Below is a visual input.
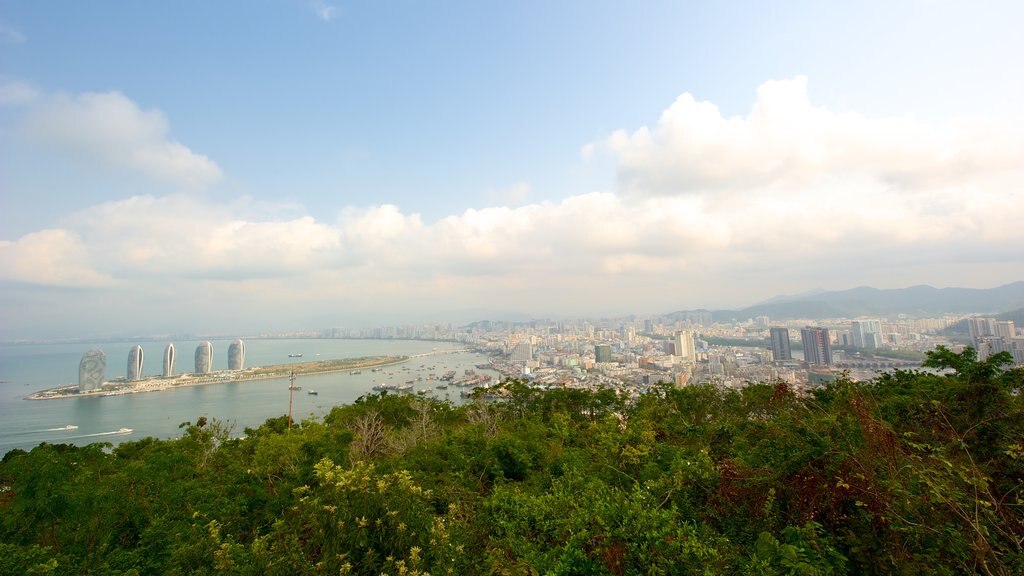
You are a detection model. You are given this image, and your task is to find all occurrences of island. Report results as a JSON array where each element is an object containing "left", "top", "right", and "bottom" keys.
[{"left": 26, "top": 355, "right": 408, "bottom": 400}]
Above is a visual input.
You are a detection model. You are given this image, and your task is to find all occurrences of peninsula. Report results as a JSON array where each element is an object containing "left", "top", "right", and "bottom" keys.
[{"left": 26, "top": 355, "right": 408, "bottom": 400}]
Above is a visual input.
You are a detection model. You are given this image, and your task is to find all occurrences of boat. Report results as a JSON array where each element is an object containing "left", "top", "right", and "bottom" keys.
[
  {"left": 307, "top": 390, "right": 318, "bottom": 395},
  {"left": 288, "top": 353, "right": 303, "bottom": 358},
  {"left": 61, "top": 424, "right": 79, "bottom": 430},
  {"left": 349, "top": 370, "right": 362, "bottom": 375},
  {"left": 417, "top": 388, "right": 430, "bottom": 395},
  {"left": 436, "top": 383, "right": 448, "bottom": 390},
  {"left": 116, "top": 427, "right": 132, "bottom": 434}
]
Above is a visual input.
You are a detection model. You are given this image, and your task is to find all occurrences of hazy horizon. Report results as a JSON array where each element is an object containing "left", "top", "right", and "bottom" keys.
[{"left": 3, "top": 2, "right": 1023, "bottom": 340}]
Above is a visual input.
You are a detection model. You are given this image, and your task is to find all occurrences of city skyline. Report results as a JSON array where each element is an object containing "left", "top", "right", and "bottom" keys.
[{"left": 2, "top": 2, "right": 1023, "bottom": 340}]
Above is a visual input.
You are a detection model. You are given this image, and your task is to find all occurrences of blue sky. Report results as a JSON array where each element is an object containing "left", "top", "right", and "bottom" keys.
[{"left": 1, "top": 1, "right": 1023, "bottom": 339}]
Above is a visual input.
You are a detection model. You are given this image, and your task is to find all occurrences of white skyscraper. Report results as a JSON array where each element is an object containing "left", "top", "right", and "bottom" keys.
[{"left": 675, "top": 331, "right": 696, "bottom": 364}]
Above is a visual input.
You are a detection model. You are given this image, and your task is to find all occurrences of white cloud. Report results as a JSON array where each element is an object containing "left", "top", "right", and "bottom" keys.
[
  {"left": 2, "top": 77, "right": 1023, "bottom": 337},
  {"left": 602, "top": 76, "right": 1023, "bottom": 197},
  {"left": 483, "top": 181, "right": 531, "bottom": 206},
  {"left": 0, "top": 229, "right": 113, "bottom": 287},
  {"left": 0, "top": 23, "right": 26, "bottom": 45},
  {"left": 311, "top": 1, "right": 338, "bottom": 22},
  {"left": 22, "top": 91, "right": 222, "bottom": 188},
  {"left": 0, "top": 78, "right": 38, "bottom": 106}
]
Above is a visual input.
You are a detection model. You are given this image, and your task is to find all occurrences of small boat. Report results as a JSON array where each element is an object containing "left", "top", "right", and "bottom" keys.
[
  {"left": 307, "top": 390, "right": 318, "bottom": 395},
  {"left": 117, "top": 427, "right": 132, "bottom": 434},
  {"left": 288, "top": 353, "right": 303, "bottom": 358},
  {"left": 349, "top": 370, "right": 362, "bottom": 375},
  {"left": 61, "top": 424, "right": 79, "bottom": 430}
]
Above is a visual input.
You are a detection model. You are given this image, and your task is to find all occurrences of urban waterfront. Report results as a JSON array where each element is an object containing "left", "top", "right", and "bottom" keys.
[{"left": 0, "top": 339, "right": 500, "bottom": 455}]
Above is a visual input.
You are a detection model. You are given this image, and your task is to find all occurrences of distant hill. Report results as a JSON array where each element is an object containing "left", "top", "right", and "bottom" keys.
[{"left": 706, "top": 282, "right": 1024, "bottom": 321}]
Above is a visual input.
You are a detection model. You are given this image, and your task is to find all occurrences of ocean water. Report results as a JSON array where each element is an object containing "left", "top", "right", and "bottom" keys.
[{"left": 0, "top": 339, "right": 497, "bottom": 455}]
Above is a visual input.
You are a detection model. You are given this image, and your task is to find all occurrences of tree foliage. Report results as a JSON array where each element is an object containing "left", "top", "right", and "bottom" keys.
[{"left": 2, "top": 354, "right": 1023, "bottom": 575}]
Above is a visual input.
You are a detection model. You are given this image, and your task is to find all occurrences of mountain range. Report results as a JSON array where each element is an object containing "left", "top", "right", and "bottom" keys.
[{"left": 689, "top": 282, "right": 1024, "bottom": 322}]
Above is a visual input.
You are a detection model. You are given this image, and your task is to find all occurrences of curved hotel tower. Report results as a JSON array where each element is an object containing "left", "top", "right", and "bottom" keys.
[
  {"left": 79, "top": 349, "right": 106, "bottom": 392},
  {"left": 127, "top": 345, "right": 144, "bottom": 381},
  {"left": 228, "top": 339, "right": 245, "bottom": 370},
  {"left": 195, "top": 341, "right": 213, "bottom": 374},
  {"left": 163, "top": 343, "right": 176, "bottom": 377}
]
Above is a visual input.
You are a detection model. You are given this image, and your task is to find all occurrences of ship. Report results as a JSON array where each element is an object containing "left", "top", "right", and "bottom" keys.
[
  {"left": 349, "top": 370, "right": 362, "bottom": 375},
  {"left": 61, "top": 424, "right": 79, "bottom": 430},
  {"left": 116, "top": 427, "right": 133, "bottom": 434},
  {"left": 288, "top": 353, "right": 303, "bottom": 358},
  {"left": 307, "top": 390, "right": 318, "bottom": 395}
]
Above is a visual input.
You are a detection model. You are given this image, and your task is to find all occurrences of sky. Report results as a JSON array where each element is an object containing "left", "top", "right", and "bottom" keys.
[{"left": 1, "top": 0, "right": 1023, "bottom": 339}]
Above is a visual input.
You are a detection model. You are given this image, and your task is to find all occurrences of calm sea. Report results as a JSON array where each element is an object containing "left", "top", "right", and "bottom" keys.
[{"left": 0, "top": 339, "right": 497, "bottom": 456}]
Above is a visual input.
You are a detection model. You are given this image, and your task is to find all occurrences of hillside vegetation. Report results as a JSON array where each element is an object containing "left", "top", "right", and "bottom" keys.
[{"left": 2, "top": 347, "right": 1023, "bottom": 575}]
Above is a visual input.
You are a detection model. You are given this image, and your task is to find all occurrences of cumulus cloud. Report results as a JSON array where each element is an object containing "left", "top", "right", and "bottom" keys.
[
  {"left": 2, "top": 77, "right": 1022, "bottom": 336},
  {"left": 483, "top": 182, "right": 532, "bottom": 207},
  {"left": 602, "top": 76, "right": 1023, "bottom": 197},
  {"left": 22, "top": 91, "right": 222, "bottom": 188},
  {"left": 0, "top": 229, "right": 113, "bottom": 287},
  {"left": 0, "top": 22, "right": 26, "bottom": 45},
  {"left": 311, "top": 1, "right": 338, "bottom": 22},
  {"left": 0, "top": 78, "right": 38, "bottom": 106}
]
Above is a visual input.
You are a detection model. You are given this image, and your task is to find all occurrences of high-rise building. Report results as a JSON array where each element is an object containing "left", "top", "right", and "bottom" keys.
[
  {"left": 228, "top": 339, "right": 245, "bottom": 370},
  {"left": 195, "top": 341, "right": 213, "bottom": 373},
  {"left": 79, "top": 349, "right": 106, "bottom": 392},
  {"left": 127, "top": 345, "right": 144, "bottom": 381},
  {"left": 595, "top": 344, "right": 612, "bottom": 363},
  {"left": 163, "top": 343, "right": 175, "bottom": 377},
  {"left": 995, "top": 321, "right": 1016, "bottom": 339},
  {"left": 511, "top": 341, "right": 533, "bottom": 363},
  {"left": 968, "top": 317, "right": 997, "bottom": 340},
  {"left": 851, "top": 320, "right": 882, "bottom": 349},
  {"left": 675, "top": 331, "right": 696, "bottom": 364},
  {"left": 800, "top": 327, "right": 832, "bottom": 366},
  {"left": 769, "top": 327, "right": 792, "bottom": 361}
]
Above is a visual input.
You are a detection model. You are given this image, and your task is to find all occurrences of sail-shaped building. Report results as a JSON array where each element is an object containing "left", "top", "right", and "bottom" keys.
[
  {"left": 79, "top": 349, "right": 106, "bottom": 392},
  {"left": 163, "top": 343, "right": 176, "bottom": 377},
  {"left": 195, "top": 341, "right": 213, "bottom": 374},
  {"left": 127, "top": 345, "right": 144, "bottom": 381},
  {"left": 228, "top": 339, "right": 245, "bottom": 370}
]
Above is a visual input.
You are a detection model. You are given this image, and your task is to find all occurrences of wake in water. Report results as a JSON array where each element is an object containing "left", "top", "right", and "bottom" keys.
[
  {"left": 72, "top": 428, "right": 133, "bottom": 439},
  {"left": 5, "top": 425, "right": 79, "bottom": 436}
]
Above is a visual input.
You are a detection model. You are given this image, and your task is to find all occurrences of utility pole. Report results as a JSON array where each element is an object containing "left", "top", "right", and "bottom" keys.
[{"left": 287, "top": 371, "right": 295, "bottom": 431}]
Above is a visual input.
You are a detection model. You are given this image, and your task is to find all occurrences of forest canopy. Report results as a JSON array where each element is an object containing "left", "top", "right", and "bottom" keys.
[{"left": 2, "top": 346, "right": 1022, "bottom": 575}]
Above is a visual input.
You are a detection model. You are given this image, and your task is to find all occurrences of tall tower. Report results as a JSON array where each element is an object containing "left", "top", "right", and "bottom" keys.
[
  {"left": 800, "top": 327, "right": 832, "bottom": 366},
  {"left": 675, "top": 331, "right": 696, "bottom": 364},
  {"left": 851, "top": 320, "right": 882, "bottom": 349},
  {"left": 594, "top": 344, "right": 612, "bottom": 363},
  {"left": 195, "top": 341, "right": 213, "bottom": 374},
  {"left": 79, "top": 349, "right": 106, "bottom": 392},
  {"left": 127, "top": 345, "right": 144, "bottom": 381},
  {"left": 769, "top": 327, "right": 792, "bottom": 362},
  {"left": 163, "top": 343, "right": 176, "bottom": 377},
  {"left": 228, "top": 339, "right": 245, "bottom": 370},
  {"left": 511, "top": 341, "right": 533, "bottom": 363}
]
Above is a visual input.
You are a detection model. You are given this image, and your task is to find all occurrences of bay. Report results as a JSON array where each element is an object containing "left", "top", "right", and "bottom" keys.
[{"left": 0, "top": 339, "right": 497, "bottom": 455}]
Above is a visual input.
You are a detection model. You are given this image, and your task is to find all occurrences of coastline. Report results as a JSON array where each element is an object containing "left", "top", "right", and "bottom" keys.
[{"left": 26, "top": 355, "right": 410, "bottom": 401}]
